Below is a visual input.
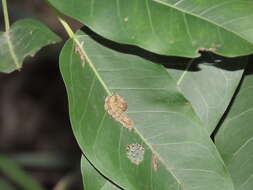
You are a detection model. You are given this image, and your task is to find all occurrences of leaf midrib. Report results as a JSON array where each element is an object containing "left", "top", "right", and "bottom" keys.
[
  {"left": 153, "top": 0, "right": 253, "bottom": 47},
  {"left": 5, "top": 32, "right": 20, "bottom": 69}
]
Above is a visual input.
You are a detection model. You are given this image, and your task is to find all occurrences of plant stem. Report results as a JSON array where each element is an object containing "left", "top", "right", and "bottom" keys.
[
  {"left": 1, "top": 0, "right": 10, "bottom": 31},
  {"left": 58, "top": 17, "right": 111, "bottom": 95}
]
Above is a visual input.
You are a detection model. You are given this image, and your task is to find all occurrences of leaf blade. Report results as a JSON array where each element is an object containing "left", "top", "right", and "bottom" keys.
[
  {"left": 48, "top": 0, "right": 253, "bottom": 57},
  {"left": 60, "top": 32, "right": 234, "bottom": 189},
  {"left": 216, "top": 71, "right": 253, "bottom": 190},
  {"left": 167, "top": 55, "right": 246, "bottom": 134},
  {"left": 0, "top": 19, "right": 61, "bottom": 73}
]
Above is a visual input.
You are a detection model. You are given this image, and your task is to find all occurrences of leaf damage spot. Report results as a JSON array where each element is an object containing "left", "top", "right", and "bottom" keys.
[
  {"left": 197, "top": 44, "right": 221, "bottom": 53},
  {"left": 75, "top": 45, "right": 85, "bottom": 60},
  {"left": 74, "top": 42, "right": 86, "bottom": 67},
  {"left": 126, "top": 143, "right": 144, "bottom": 165},
  {"left": 151, "top": 154, "right": 159, "bottom": 171},
  {"left": 105, "top": 93, "right": 134, "bottom": 130}
]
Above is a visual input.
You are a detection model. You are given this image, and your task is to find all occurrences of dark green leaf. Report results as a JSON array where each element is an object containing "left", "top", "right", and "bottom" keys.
[
  {"left": 60, "top": 32, "right": 234, "bottom": 190},
  {"left": 49, "top": 0, "right": 253, "bottom": 57},
  {"left": 0, "top": 19, "right": 61, "bottom": 73}
]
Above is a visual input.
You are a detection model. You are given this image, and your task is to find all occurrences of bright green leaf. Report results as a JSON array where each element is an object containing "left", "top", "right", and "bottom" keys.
[
  {"left": 60, "top": 32, "right": 234, "bottom": 190},
  {"left": 167, "top": 55, "right": 246, "bottom": 134},
  {"left": 49, "top": 0, "right": 253, "bottom": 57},
  {"left": 216, "top": 71, "right": 253, "bottom": 190},
  {"left": 0, "top": 19, "right": 61, "bottom": 73},
  {"left": 81, "top": 156, "right": 122, "bottom": 190}
]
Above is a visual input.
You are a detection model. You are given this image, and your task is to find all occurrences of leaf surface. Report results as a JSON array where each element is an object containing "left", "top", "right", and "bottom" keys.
[
  {"left": 81, "top": 156, "right": 122, "bottom": 190},
  {"left": 216, "top": 71, "right": 253, "bottom": 190},
  {"left": 0, "top": 19, "right": 61, "bottom": 73},
  {"left": 167, "top": 55, "right": 246, "bottom": 134},
  {"left": 49, "top": 0, "right": 253, "bottom": 57},
  {"left": 60, "top": 32, "right": 234, "bottom": 189}
]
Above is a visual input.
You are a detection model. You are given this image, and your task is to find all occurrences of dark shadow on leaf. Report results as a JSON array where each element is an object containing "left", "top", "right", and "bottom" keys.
[
  {"left": 212, "top": 56, "right": 253, "bottom": 141},
  {"left": 81, "top": 25, "right": 247, "bottom": 72},
  {"left": 211, "top": 74, "right": 244, "bottom": 141},
  {"left": 244, "top": 54, "right": 253, "bottom": 75}
]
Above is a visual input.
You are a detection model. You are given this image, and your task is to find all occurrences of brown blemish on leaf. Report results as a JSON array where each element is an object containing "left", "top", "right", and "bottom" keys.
[
  {"left": 105, "top": 93, "right": 127, "bottom": 113},
  {"left": 105, "top": 93, "right": 134, "bottom": 130},
  {"left": 126, "top": 143, "right": 145, "bottom": 165},
  {"left": 151, "top": 154, "right": 158, "bottom": 171},
  {"left": 74, "top": 44, "right": 85, "bottom": 62},
  {"left": 197, "top": 44, "right": 221, "bottom": 53},
  {"left": 197, "top": 47, "right": 206, "bottom": 52}
]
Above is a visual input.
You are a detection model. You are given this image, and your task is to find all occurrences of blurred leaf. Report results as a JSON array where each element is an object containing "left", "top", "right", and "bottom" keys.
[
  {"left": 12, "top": 153, "right": 70, "bottom": 169},
  {"left": 216, "top": 72, "right": 253, "bottom": 190},
  {"left": 48, "top": 0, "right": 253, "bottom": 57},
  {"left": 167, "top": 55, "right": 246, "bottom": 134},
  {"left": 53, "top": 173, "right": 77, "bottom": 190},
  {"left": 0, "top": 19, "right": 61, "bottom": 73},
  {"left": 60, "top": 32, "right": 234, "bottom": 190},
  {"left": 0, "top": 178, "right": 15, "bottom": 190},
  {"left": 0, "top": 154, "right": 46, "bottom": 190},
  {"left": 81, "top": 156, "right": 121, "bottom": 190}
]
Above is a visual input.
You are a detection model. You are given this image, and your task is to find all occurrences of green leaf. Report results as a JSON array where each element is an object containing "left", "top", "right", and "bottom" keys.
[
  {"left": 0, "top": 178, "right": 15, "bottom": 190},
  {"left": 167, "top": 55, "right": 246, "bottom": 134},
  {"left": 60, "top": 32, "right": 234, "bottom": 190},
  {"left": 0, "top": 19, "right": 61, "bottom": 73},
  {"left": 0, "top": 154, "right": 46, "bottom": 190},
  {"left": 81, "top": 156, "right": 122, "bottom": 190},
  {"left": 49, "top": 0, "right": 253, "bottom": 57},
  {"left": 215, "top": 72, "right": 253, "bottom": 190}
]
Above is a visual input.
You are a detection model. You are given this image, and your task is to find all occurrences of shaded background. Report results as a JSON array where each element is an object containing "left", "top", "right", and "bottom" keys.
[{"left": 0, "top": 0, "right": 83, "bottom": 189}]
